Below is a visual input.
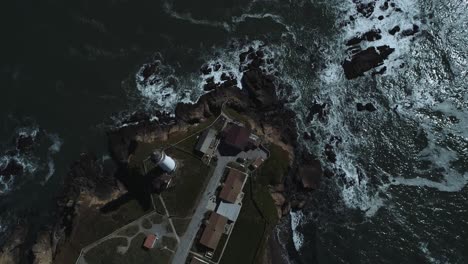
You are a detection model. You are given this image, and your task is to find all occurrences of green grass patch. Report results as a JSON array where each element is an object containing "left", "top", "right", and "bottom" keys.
[
  {"left": 84, "top": 238, "right": 128, "bottom": 264},
  {"left": 129, "top": 117, "right": 216, "bottom": 167},
  {"left": 223, "top": 107, "right": 251, "bottom": 129},
  {"left": 161, "top": 236, "right": 178, "bottom": 251},
  {"left": 54, "top": 198, "right": 148, "bottom": 263},
  {"left": 117, "top": 224, "right": 140, "bottom": 237},
  {"left": 149, "top": 213, "right": 165, "bottom": 225},
  {"left": 85, "top": 234, "right": 172, "bottom": 264},
  {"left": 252, "top": 184, "right": 279, "bottom": 225},
  {"left": 212, "top": 234, "right": 229, "bottom": 262},
  {"left": 171, "top": 218, "right": 191, "bottom": 236},
  {"left": 220, "top": 181, "right": 266, "bottom": 264},
  {"left": 161, "top": 148, "right": 212, "bottom": 217},
  {"left": 142, "top": 218, "right": 153, "bottom": 229},
  {"left": 257, "top": 144, "right": 290, "bottom": 185}
]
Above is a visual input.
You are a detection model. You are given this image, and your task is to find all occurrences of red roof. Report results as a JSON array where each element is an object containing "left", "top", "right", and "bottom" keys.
[
  {"left": 143, "top": 234, "right": 157, "bottom": 249},
  {"left": 199, "top": 212, "right": 228, "bottom": 250},
  {"left": 219, "top": 169, "right": 246, "bottom": 203},
  {"left": 223, "top": 124, "right": 251, "bottom": 150}
]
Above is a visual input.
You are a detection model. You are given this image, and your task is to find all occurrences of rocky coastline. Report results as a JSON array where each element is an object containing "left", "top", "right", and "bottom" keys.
[{"left": 0, "top": 44, "right": 326, "bottom": 264}]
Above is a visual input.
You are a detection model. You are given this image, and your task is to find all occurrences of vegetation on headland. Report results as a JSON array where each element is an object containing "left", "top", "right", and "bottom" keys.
[
  {"left": 54, "top": 198, "right": 149, "bottom": 264},
  {"left": 258, "top": 143, "right": 290, "bottom": 185},
  {"left": 221, "top": 143, "right": 290, "bottom": 264},
  {"left": 84, "top": 233, "right": 172, "bottom": 264},
  {"left": 161, "top": 147, "right": 212, "bottom": 218},
  {"left": 224, "top": 107, "right": 252, "bottom": 129}
]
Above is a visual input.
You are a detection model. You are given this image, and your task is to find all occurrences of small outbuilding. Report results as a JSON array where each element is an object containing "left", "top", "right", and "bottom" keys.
[
  {"left": 143, "top": 234, "right": 158, "bottom": 249},
  {"left": 195, "top": 129, "right": 217, "bottom": 155}
]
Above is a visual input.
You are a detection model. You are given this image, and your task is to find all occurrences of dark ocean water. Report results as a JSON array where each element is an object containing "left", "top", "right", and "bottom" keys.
[{"left": 1, "top": 0, "right": 467, "bottom": 263}]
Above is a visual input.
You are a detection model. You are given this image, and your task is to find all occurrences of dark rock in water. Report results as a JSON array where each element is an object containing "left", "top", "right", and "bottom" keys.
[
  {"left": 303, "top": 131, "right": 315, "bottom": 141},
  {"left": 380, "top": 1, "right": 389, "bottom": 11},
  {"left": 306, "top": 101, "right": 328, "bottom": 122},
  {"left": 241, "top": 69, "right": 277, "bottom": 109},
  {"left": 378, "top": 15, "right": 384, "bottom": 20},
  {"left": 141, "top": 62, "right": 158, "bottom": 81},
  {"left": 372, "top": 66, "right": 387, "bottom": 76},
  {"left": 346, "top": 29, "right": 382, "bottom": 46},
  {"left": 401, "top": 24, "right": 420, "bottom": 37},
  {"left": 200, "top": 64, "right": 212, "bottom": 75},
  {"left": 389, "top": 25, "right": 401, "bottom": 35},
  {"left": 357, "top": 103, "right": 377, "bottom": 112},
  {"left": 0, "top": 158, "right": 24, "bottom": 179},
  {"left": 203, "top": 77, "right": 217, "bottom": 91},
  {"left": 355, "top": 0, "right": 375, "bottom": 18},
  {"left": 16, "top": 134, "right": 36, "bottom": 152},
  {"left": 324, "top": 144, "right": 336, "bottom": 163},
  {"left": 342, "top": 45, "right": 395, "bottom": 79}
]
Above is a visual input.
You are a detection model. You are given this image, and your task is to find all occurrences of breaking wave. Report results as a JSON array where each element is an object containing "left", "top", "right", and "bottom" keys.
[{"left": 0, "top": 127, "right": 63, "bottom": 194}]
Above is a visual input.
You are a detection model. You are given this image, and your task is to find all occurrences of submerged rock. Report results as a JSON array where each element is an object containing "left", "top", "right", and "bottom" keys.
[{"left": 357, "top": 103, "right": 377, "bottom": 112}]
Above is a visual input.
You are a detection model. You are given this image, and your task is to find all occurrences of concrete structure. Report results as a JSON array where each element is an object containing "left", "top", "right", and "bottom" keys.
[
  {"left": 151, "top": 150, "right": 176, "bottom": 172},
  {"left": 199, "top": 212, "right": 228, "bottom": 250},
  {"left": 219, "top": 169, "right": 246, "bottom": 203},
  {"left": 216, "top": 201, "right": 241, "bottom": 222},
  {"left": 143, "top": 234, "right": 157, "bottom": 249},
  {"left": 195, "top": 129, "right": 217, "bottom": 155}
]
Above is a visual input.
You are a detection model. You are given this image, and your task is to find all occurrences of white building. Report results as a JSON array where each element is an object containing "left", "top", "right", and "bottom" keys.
[{"left": 151, "top": 150, "right": 176, "bottom": 172}]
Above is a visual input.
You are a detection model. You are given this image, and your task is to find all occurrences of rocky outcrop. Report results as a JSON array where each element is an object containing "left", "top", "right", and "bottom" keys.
[
  {"left": 0, "top": 225, "right": 28, "bottom": 264},
  {"left": 346, "top": 29, "right": 382, "bottom": 46},
  {"left": 356, "top": 102, "right": 377, "bottom": 112},
  {"left": 342, "top": 45, "right": 395, "bottom": 79},
  {"left": 31, "top": 232, "right": 53, "bottom": 264},
  {"left": 0, "top": 158, "right": 23, "bottom": 180}
]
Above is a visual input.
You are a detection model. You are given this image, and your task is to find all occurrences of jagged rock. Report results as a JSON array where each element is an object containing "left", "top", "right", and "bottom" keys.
[
  {"left": 0, "top": 158, "right": 23, "bottom": 180},
  {"left": 282, "top": 202, "right": 291, "bottom": 216},
  {"left": 200, "top": 64, "right": 212, "bottom": 75},
  {"left": 31, "top": 232, "right": 53, "bottom": 264},
  {"left": 290, "top": 199, "right": 306, "bottom": 210},
  {"left": 16, "top": 134, "right": 36, "bottom": 152},
  {"left": 346, "top": 29, "right": 382, "bottom": 46},
  {"left": 303, "top": 131, "right": 315, "bottom": 141},
  {"left": 306, "top": 101, "right": 327, "bottom": 122},
  {"left": 401, "top": 24, "right": 420, "bottom": 37},
  {"left": 355, "top": 0, "right": 375, "bottom": 18},
  {"left": 241, "top": 69, "right": 278, "bottom": 109},
  {"left": 342, "top": 45, "right": 395, "bottom": 79},
  {"left": 356, "top": 103, "right": 377, "bottom": 112},
  {"left": 372, "top": 66, "right": 387, "bottom": 76},
  {"left": 324, "top": 144, "right": 336, "bottom": 163},
  {"left": 271, "top": 192, "right": 286, "bottom": 207}
]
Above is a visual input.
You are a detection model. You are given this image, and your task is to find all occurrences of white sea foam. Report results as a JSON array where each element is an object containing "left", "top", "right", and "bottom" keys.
[{"left": 290, "top": 210, "right": 305, "bottom": 251}]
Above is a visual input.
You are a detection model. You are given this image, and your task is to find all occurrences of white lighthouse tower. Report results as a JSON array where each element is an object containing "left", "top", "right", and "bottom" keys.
[{"left": 151, "top": 150, "right": 176, "bottom": 173}]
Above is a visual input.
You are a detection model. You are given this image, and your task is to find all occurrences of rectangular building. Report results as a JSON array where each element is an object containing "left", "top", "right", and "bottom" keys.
[
  {"left": 219, "top": 169, "right": 246, "bottom": 203},
  {"left": 195, "top": 129, "right": 217, "bottom": 155},
  {"left": 199, "top": 212, "right": 228, "bottom": 250}
]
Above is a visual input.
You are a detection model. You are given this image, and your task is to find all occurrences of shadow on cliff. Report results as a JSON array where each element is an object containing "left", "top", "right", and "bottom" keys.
[{"left": 100, "top": 164, "right": 155, "bottom": 213}]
